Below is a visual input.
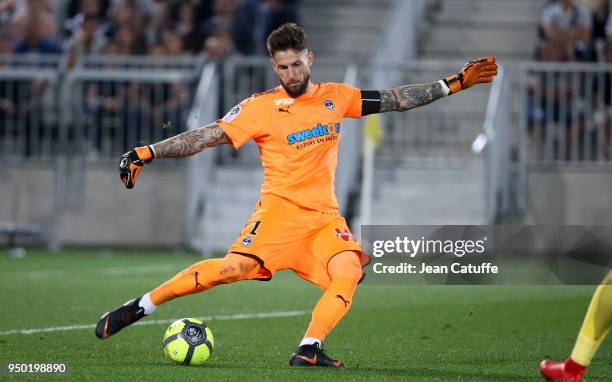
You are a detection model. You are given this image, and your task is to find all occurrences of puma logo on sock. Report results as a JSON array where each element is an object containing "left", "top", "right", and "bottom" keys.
[
  {"left": 194, "top": 271, "right": 205, "bottom": 289},
  {"left": 335, "top": 294, "right": 350, "bottom": 307}
]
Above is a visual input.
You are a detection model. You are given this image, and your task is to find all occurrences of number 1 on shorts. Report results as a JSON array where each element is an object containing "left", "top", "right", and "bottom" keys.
[{"left": 249, "top": 220, "right": 262, "bottom": 235}]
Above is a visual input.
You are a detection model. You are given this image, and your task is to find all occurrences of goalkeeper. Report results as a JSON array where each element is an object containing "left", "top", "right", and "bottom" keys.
[{"left": 96, "top": 23, "right": 497, "bottom": 367}]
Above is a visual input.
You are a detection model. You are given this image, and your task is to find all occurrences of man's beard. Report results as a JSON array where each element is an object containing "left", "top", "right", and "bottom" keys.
[{"left": 281, "top": 74, "right": 310, "bottom": 98}]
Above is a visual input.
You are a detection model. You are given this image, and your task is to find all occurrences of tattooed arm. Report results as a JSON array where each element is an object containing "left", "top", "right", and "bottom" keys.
[
  {"left": 378, "top": 82, "right": 446, "bottom": 113},
  {"left": 151, "top": 122, "right": 232, "bottom": 158},
  {"left": 119, "top": 122, "right": 232, "bottom": 188},
  {"left": 365, "top": 57, "right": 498, "bottom": 115}
]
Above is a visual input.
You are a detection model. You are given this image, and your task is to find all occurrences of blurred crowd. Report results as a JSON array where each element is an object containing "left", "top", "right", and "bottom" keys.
[
  {"left": 0, "top": 0, "right": 299, "bottom": 158},
  {"left": 536, "top": 0, "right": 612, "bottom": 62},
  {"left": 0, "top": 0, "right": 299, "bottom": 64},
  {"left": 529, "top": 0, "right": 612, "bottom": 161}
]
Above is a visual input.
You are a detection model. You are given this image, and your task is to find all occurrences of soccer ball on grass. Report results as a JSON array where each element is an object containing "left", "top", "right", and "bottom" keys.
[{"left": 163, "top": 318, "right": 214, "bottom": 365}]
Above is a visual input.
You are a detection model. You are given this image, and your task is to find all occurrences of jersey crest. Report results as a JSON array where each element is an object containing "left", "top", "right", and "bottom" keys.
[{"left": 323, "top": 99, "right": 335, "bottom": 111}]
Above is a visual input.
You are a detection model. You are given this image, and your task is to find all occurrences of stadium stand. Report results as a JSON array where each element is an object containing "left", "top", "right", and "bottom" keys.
[
  {"left": 6, "top": 0, "right": 608, "bottom": 249},
  {"left": 422, "top": 0, "right": 547, "bottom": 62},
  {"left": 362, "top": 0, "right": 541, "bottom": 226},
  {"left": 300, "top": 0, "right": 392, "bottom": 63}
]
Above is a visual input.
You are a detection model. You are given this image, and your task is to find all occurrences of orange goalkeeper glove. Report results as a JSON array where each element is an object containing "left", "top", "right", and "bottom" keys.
[
  {"left": 441, "top": 56, "right": 497, "bottom": 95},
  {"left": 119, "top": 145, "right": 155, "bottom": 189}
]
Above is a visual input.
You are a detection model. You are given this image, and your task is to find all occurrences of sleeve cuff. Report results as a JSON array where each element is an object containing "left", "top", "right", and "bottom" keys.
[
  {"left": 438, "top": 80, "right": 451, "bottom": 96},
  {"left": 216, "top": 121, "right": 244, "bottom": 149}
]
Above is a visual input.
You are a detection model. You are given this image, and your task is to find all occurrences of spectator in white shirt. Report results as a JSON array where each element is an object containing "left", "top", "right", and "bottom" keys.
[{"left": 542, "top": 0, "right": 593, "bottom": 60}]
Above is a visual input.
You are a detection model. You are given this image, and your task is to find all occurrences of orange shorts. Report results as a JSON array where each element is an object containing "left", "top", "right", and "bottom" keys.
[{"left": 227, "top": 194, "right": 369, "bottom": 289}]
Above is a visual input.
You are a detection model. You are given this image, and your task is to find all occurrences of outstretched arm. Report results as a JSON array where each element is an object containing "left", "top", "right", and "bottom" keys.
[
  {"left": 366, "top": 57, "right": 497, "bottom": 115},
  {"left": 118, "top": 122, "right": 231, "bottom": 188},
  {"left": 151, "top": 122, "right": 231, "bottom": 158}
]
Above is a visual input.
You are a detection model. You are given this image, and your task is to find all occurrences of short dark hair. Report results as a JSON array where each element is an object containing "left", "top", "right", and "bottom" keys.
[{"left": 266, "top": 23, "right": 308, "bottom": 57}]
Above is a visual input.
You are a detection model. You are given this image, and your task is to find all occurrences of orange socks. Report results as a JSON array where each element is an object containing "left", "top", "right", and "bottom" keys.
[
  {"left": 303, "top": 251, "right": 362, "bottom": 342},
  {"left": 150, "top": 254, "right": 260, "bottom": 306},
  {"left": 304, "top": 276, "right": 359, "bottom": 341},
  {"left": 150, "top": 259, "right": 223, "bottom": 305}
]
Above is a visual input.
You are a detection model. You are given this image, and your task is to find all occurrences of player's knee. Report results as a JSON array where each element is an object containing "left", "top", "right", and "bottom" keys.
[
  {"left": 328, "top": 251, "right": 362, "bottom": 283},
  {"left": 219, "top": 255, "right": 260, "bottom": 283}
]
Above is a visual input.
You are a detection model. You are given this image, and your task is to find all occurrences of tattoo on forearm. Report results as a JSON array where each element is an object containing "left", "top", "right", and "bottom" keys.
[
  {"left": 380, "top": 90, "right": 400, "bottom": 113},
  {"left": 152, "top": 123, "right": 231, "bottom": 158},
  {"left": 380, "top": 82, "right": 445, "bottom": 112}
]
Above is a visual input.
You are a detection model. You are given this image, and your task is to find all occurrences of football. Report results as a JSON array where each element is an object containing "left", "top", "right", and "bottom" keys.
[{"left": 163, "top": 318, "right": 215, "bottom": 365}]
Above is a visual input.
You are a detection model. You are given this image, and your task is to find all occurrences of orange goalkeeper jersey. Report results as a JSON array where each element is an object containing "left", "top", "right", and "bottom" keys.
[{"left": 217, "top": 82, "right": 362, "bottom": 213}]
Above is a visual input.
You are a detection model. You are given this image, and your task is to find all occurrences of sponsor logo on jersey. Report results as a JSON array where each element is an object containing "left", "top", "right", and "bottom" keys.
[
  {"left": 222, "top": 105, "right": 241, "bottom": 122},
  {"left": 275, "top": 98, "right": 295, "bottom": 106},
  {"left": 241, "top": 235, "right": 254, "bottom": 246},
  {"left": 335, "top": 228, "right": 353, "bottom": 242},
  {"left": 324, "top": 99, "right": 335, "bottom": 111},
  {"left": 287, "top": 123, "right": 341, "bottom": 145}
]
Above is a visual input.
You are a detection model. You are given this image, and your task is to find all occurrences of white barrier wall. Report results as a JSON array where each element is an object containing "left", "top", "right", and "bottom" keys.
[
  {"left": 526, "top": 169, "right": 612, "bottom": 225},
  {"left": 0, "top": 164, "right": 187, "bottom": 247},
  {"left": 4, "top": 165, "right": 612, "bottom": 248}
]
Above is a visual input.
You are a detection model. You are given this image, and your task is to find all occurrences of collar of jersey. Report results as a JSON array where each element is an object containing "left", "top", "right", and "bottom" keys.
[{"left": 278, "top": 82, "right": 320, "bottom": 100}]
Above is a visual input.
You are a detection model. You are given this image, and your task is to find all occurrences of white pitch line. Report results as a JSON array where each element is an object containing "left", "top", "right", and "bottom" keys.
[
  {"left": 100, "top": 264, "right": 184, "bottom": 276},
  {"left": 9, "top": 264, "right": 187, "bottom": 280},
  {"left": 0, "top": 310, "right": 307, "bottom": 336}
]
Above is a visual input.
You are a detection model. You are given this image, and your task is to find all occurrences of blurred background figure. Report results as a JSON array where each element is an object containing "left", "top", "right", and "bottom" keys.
[
  {"left": 540, "top": 0, "right": 593, "bottom": 61},
  {"left": 12, "top": 0, "right": 61, "bottom": 54},
  {"left": 169, "top": 1, "right": 201, "bottom": 53},
  {"left": 10, "top": 0, "right": 57, "bottom": 45},
  {"left": 201, "top": 0, "right": 237, "bottom": 59},
  {"left": 104, "top": 0, "right": 148, "bottom": 55},
  {"left": 64, "top": 0, "right": 109, "bottom": 67},
  {"left": 584, "top": 0, "right": 609, "bottom": 60},
  {"left": 604, "top": 0, "right": 612, "bottom": 60},
  {"left": 0, "top": 29, "right": 11, "bottom": 53},
  {"left": 233, "top": 0, "right": 299, "bottom": 55},
  {"left": 0, "top": 0, "right": 14, "bottom": 53},
  {"left": 203, "top": 22, "right": 233, "bottom": 60},
  {"left": 104, "top": 25, "right": 139, "bottom": 55},
  {"left": 161, "top": 28, "right": 184, "bottom": 56},
  {"left": 150, "top": 29, "right": 189, "bottom": 133}
]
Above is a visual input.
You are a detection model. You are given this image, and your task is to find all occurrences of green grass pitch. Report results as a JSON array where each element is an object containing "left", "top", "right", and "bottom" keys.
[{"left": 0, "top": 250, "right": 610, "bottom": 381}]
